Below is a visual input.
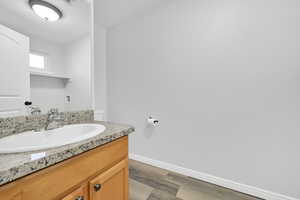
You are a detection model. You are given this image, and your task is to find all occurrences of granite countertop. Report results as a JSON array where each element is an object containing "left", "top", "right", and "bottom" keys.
[{"left": 0, "top": 121, "right": 134, "bottom": 186}]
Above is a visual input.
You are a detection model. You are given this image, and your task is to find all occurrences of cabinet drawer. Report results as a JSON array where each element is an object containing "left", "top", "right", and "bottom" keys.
[
  {"left": 61, "top": 185, "right": 87, "bottom": 200},
  {"left": 89, "top": 159, "right": 129, "bottom": 200},
  {"left": 0, "top": 137, "right": 128, "bottom": 200}
]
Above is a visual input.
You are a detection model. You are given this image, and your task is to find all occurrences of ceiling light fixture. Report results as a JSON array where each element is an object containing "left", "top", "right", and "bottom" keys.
[{"left": 29, "top": 0, "right": 63, "bottom": 22}]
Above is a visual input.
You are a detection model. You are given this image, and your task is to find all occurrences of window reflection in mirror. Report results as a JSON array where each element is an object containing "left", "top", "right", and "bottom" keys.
[{"left": 30, "top": 52, "right": 46, "bottom": 69}]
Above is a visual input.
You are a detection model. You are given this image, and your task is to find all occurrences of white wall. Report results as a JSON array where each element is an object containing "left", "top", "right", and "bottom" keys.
[
  {"left": 30, "top": 76, "right": 66, "bottom": 113},
  {"left": 65, "top": 35, "right": 92, "bottom": 111},
  {"left": 30, "top": 38, "right": 67, "bottom": 112},
  {"left": 30, "top": 38, "right": 66, "bottom": 75},
  {"left": 93, "top": 23, "right": 107, "bottom": 118},
  {"left": 106, "top": 0, "right": 300, "bottom": 198},
  {"left": 29, "top": 36, "right": 92, "bottom": 113}
]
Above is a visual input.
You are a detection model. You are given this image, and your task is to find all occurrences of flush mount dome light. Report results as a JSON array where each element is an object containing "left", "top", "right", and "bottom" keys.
[{"left": 29, "top": 0, "right": 62, "bottom": 22}]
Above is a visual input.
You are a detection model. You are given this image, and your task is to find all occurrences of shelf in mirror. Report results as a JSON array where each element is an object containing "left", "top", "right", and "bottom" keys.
[{"left": 29, "top": 70, "right": 71, "bottom": 80}]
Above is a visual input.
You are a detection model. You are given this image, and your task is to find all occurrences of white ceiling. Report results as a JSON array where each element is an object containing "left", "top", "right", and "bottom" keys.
[
  {"left": 0, "top": 0, "right": 169, "bottom": 44},
  {"left": 94, "top": 0, "right": 166, "bottom": 27},
  {"left": 0, "top": 0, "right": 91, "bottom": 45}
]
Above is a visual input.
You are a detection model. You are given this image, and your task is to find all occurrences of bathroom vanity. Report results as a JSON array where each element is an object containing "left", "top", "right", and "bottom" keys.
[{"left": 0, "top": 116, "right": 134, "bottom": 200}]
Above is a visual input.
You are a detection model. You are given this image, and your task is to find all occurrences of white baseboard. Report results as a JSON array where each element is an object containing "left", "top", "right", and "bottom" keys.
[{"left": 129, "top": 154, "right": 299, "bottom": 200}]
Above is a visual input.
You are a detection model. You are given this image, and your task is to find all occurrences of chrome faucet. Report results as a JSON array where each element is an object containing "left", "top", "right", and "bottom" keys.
[
  {"left": 29, "top": 105, "right": 42, "bottom": 116},
  {"left": 44, "top": 108, "right": 64, "bottom": 131}
]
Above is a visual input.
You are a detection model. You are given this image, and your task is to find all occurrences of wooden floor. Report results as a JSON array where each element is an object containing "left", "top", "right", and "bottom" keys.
[{"left": 129, "top": 160, "right": 263, "bottom": 200}]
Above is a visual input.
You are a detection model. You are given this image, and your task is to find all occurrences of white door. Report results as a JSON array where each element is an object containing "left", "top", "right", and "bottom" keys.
[{"left": 0, "top": 24, "right": 30, "bottom": 117}]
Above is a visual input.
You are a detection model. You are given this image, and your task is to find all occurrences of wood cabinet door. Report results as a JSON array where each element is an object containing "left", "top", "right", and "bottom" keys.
[
  {"left": 61, "top": 185, "right": 88, "bottom": 200},
  {"left": 89, "top": 159, "right": 128, "bottom": 200},
  {"left": 9, "top": 193, "right": 22, "bottom": 200},
  {"left": 0, "top": 24, "right": 29, "bottom": 117}
]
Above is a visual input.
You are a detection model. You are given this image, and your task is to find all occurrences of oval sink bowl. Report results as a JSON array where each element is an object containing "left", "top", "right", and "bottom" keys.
[{"left": 0, "top": 124, "right": 106, "bottom": 154}]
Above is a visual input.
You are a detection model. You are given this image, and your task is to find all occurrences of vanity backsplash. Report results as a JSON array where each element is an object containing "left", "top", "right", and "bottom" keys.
[{"left": 0, "top": 110, "right": 94, "bottom": 139}]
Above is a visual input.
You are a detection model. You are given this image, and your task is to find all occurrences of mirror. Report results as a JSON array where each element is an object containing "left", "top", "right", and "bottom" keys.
[{"left": 0, "top": 0, "right": 92, "bottom": 116}]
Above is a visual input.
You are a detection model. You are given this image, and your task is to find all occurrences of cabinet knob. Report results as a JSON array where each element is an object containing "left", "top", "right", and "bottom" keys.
[
  {"left": 94, "top": 184, "right": 102, "bottom": 192},
  {"left": 75, "top": 196, "right": 84, "bottom": 200}
]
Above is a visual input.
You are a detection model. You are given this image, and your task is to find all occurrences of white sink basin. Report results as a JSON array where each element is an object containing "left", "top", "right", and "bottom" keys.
[{"left": 0, "top": 124, "right": 106, "bottom": 154}]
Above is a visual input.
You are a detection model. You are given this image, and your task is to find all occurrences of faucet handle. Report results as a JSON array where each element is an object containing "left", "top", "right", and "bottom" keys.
[
  {"left": 29, "top": 106, "right": 41, "bottom": 116},
  {"left": 48, "top": 108, "right": 59, "bottom": 114}
]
